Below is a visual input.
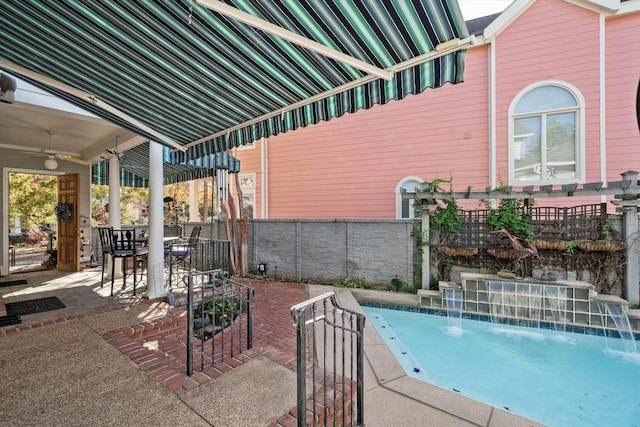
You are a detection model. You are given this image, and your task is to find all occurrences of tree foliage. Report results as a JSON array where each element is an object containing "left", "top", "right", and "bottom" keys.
[
  {"left": 91, "top": 184, "right": 150, "bottom": 225},
  {"left": 9, "top": 173, "right": 57, "bottom": 239}
]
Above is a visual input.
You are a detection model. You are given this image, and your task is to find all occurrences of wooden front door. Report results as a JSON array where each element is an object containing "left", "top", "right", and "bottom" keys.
[{"left": 57, "top": 173, "right": 80, "bottom": 272}]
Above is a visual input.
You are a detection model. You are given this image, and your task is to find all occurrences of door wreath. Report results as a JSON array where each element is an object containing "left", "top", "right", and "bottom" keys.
[{"left": 54, "top": 202, "right": 73, "bottom": 223}]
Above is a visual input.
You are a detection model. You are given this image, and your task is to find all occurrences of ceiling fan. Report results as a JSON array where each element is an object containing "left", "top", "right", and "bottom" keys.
[
  {"left": 21, "top": 130, "right": 90, "bottom": 170},
  {"left": 103, "top": 134, "right": 124, "bottom": 161}
]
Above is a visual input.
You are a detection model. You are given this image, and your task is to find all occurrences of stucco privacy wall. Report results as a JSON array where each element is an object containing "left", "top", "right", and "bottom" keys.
[{"left": 250, "top": 219, "right": 415, "bottom": 286}]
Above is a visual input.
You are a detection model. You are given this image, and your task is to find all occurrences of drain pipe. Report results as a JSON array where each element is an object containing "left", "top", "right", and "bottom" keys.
[{"left": 261, "top": 137, "right": 268, "bottom": 219}]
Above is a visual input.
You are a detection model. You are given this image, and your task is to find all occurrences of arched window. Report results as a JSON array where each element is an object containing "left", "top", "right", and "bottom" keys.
[
  {"left": 395, "top": 177, "right": 422, "bottom": 219},
  {"left": 509, "top": 82, "right": 585, "bottom": 184}
]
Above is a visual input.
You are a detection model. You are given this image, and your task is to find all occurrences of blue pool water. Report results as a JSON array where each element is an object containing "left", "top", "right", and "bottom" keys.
[{"left": 363, "top": 306, "right": 640, "bottom": 427}]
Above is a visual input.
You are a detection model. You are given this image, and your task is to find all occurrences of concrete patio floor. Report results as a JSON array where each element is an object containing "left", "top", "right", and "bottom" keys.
[{"left": 0, "top": 268, "right": 543, "bottom": 426}]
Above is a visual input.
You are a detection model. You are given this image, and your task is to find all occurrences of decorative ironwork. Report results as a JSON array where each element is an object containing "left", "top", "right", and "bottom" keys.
[{"left": 291, "top": 292, "right": 365, "bottom": 427}]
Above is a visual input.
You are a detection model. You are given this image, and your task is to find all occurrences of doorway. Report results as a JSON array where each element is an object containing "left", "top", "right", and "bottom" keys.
[{"left": 4, "top": 171, "right": 79, "bottom": 274}]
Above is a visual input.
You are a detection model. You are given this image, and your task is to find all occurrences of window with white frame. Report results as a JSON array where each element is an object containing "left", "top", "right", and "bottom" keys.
[
  {"left": 509, "top": 82, "right": 584, "bottom": 184},
  {"left": 238, "top": 173, "right": 256, "bottom": 219},
  {"left": 395, "top": 177, "right": 422, "bottom": 219},
  {"left": 237, "top": 140, "right": 256, "bottom": 150}
]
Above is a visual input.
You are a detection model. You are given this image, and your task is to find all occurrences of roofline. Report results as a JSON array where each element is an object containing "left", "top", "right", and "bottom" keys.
[
  {"left": 483, "top": 0, "right": 534, "bottom": 40},
  {"left": 616, "top": 0, "right": 640, "bottom": 15},
  {"left": 480, "top": 0, "right": 637, "bottom": 42}
]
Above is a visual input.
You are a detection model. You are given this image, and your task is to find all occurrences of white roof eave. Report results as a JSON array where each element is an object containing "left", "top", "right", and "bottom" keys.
[
  {"left": 482, "top": 0, "right": 630, "bottom": 41},
  {"left": 483, "top": 0, "right": 535, "bottom": 40}
]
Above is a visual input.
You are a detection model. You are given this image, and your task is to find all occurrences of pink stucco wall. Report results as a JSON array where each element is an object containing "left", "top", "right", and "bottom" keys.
[
  {"left": 233, "top": 1, "right": 640, "bottom": 219},
  {"left": 495, "top": 1, "right": 601, "bottom": 183},
  {"left": 234, "top": 47, "right": 492, "bottom": 219},
  {"left": 605, "top": 12, "right": 640, "bottom": 180}
]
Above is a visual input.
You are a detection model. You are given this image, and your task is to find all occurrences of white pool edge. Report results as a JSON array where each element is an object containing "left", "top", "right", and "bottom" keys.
[{"left": 307, "top": 284, "right": 546, "bottom": 427}]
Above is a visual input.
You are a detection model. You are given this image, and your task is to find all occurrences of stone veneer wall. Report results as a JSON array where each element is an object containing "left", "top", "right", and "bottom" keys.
[{"left": 418, "top": 273, "right": 640, "bottom": 336}]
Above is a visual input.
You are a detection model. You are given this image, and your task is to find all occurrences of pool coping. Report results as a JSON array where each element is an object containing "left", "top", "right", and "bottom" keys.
[{"left": 307, "top": 285, "right": 546, "bottom": 427}]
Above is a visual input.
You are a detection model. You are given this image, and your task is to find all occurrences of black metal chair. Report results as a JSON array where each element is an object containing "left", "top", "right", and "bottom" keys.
[
  {"left": 97, "top": 226, "right": 113, "bottom": 287},
  {"left": 109, "top": 229, "right": 149, "bottom": 296},
  {"left": 164, "top": 224, "right": 183, "bottom": 239},
  {"left": 165, "top": 226, "right": 202, "bottom": 288}
]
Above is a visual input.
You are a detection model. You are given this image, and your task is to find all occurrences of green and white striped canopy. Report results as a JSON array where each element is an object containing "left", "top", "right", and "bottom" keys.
[
  {"left": 0, "top": 0, "right": 469, "bottom": 159},
  {"left": 92, "top": 143, "right": 240, "bottom": 187}
]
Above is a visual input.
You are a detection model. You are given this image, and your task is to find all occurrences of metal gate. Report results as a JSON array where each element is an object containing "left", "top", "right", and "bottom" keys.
[
  {"left": 291, "top": 292, "right": 365, "bottom": 426},
  {"left": 185, "top": 270, "right": 254, "bottom": 375}
]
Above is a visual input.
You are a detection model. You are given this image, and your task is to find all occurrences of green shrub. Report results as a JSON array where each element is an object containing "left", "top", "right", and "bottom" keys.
[
  {"left": 430, "top": 199, "right": 463, "bottom": 243},
  {"left": 334, "top": 277, "right": 369, "bottom": 289},
  {"left": 485, "top": 187, "right": 533, "bottom": 240},
  {"left": 387, "top": 276, "right": 417, "bottom": 294}
]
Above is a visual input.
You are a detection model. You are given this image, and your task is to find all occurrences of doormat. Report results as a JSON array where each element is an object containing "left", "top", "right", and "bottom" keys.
[
  {"left": 5, "top": 297, "right": 65, "bottom": 317},
  {"left": 0, "top": 279, "right": 29, "bottom": 288},
  {"left": 0, "top": 315, "right": 21, "bottom": 327}
]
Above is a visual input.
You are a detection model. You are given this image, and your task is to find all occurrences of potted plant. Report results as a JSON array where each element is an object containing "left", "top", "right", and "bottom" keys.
[{"left": 576, "top": 218, "right": 626, "bottom": 252}]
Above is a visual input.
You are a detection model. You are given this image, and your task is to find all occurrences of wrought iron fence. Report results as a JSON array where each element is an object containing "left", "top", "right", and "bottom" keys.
[
  {"left": 167, "top": 239, "right": 231, "bottom": 290},
  {"left": 186, "top": 271, "right": 254, "bottom": 376},
  {"left": 291, "top": 292, "right": 365, "bottom": 427},
  {"left": 8, "top": 245, "right": 49, "bottom": 270}
]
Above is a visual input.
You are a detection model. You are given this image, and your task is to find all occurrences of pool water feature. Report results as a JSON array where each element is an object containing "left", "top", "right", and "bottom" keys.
[
  {"left": 603, "top": 302, "right": 638, "bottom": 353},
  {"left": 444, "top": 288, "right": 463, "bottom": 329},
  {"left": 363, "top": 305, "right": 640, "bottom": 427}
]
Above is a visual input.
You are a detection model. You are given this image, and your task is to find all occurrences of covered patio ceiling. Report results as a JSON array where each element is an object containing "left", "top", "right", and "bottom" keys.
[{"left": 0, "top": 0, "right": 470, "bottom": 161}]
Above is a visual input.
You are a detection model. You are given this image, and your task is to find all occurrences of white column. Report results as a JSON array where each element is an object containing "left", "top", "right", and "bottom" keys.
[
  {"left": 189, "top": 180, "right": 199, "bottom": 222},
  {"left": 108, "top": 155, "right": 122, "bottom": 227},
  {"left": 108, "top": 155, "right": 122, "bottom": 277},
  {"left": 619, "top": 171, "right": 639, "bottom": 305},
  {"left": 146, "top": 141, "right": 166, "bottom": 299}
]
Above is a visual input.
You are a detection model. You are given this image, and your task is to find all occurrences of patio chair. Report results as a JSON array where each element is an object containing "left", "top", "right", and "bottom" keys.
[
  {"left": 109, "top": 229, "right": 149, "bottom": 296},
  {"left": 97, "top": 226, "right": 113, "bottom": 287},
  {"left": 164, "top": 224, "right": 183, "bottom": 239},
  {"left": 165, "top": 226, "right": 201, "bottom": 288}
]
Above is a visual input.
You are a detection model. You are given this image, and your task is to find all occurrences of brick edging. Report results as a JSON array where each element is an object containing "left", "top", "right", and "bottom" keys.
[{"left": 0, "top": 300, "right": 162, "bottom": 334}]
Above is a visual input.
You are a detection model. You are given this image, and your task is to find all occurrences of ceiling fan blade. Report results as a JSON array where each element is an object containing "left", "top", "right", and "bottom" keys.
[
  {"left": 57, "top": 154, "right": 90, "bottom": 165},
  {"left": 19, "top": 150, "right": 44, "bottom": 156}
]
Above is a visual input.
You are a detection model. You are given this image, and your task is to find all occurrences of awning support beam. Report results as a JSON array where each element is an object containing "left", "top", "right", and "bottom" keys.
[
  {"left": 195, "top": 0, "right": 393, "bottom": 81},
  {"left": 185, "top": 36, "right": 474, "bottom": 149}
]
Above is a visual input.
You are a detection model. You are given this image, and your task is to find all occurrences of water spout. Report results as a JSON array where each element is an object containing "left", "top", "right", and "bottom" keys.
[
  {"left": 604, "top": 303, "right": 637, "bottom": 353},
  {"left": 486, "top": 281, "right": 567, "bottom": 330},
  {"left": 444, "top": 288, "right": 463, "bottom": 331}
]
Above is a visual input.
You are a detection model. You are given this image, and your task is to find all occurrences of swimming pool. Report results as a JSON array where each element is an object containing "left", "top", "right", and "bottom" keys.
[{"left": 363, "top": 305, "right": 640, "bottom": 427}]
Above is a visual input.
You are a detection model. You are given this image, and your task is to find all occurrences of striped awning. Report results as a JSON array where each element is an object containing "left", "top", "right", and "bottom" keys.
[
  {"left": 0, "top": 1, "right": 469, "bottom": 159},
  {"left": 92, "top": 143, "right": 240, "bottom": 188}
]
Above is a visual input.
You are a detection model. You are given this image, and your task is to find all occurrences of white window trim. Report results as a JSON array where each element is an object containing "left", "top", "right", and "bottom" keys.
[
  {"left": 237, "top": 140, "right": 256, "bottom": 150},
  {"left": 238, "top": 172, "right": 256, "bottom": 218},
  {"left": 395, "top": 176, "right": 423, "bottom": 219},
  {"left": 507, "top": 80, "right": 586, "bottom": 186}
]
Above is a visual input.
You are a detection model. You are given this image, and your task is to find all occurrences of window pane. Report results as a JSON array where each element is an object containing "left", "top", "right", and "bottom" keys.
[
  {"left": 546, "top": 112, "right": 576, "bottom": 179},
  {"left": 401, "top": 199, "right": 410, "bottom": 219},
  {"left": 242, "top": 195, "right": 254, "bottom": 219},
  {"left": 514, "top": 116, "right": 542, "bottom": 181},
  {"left": 514, "top": 86, "right": 577, "bottom": 114}
]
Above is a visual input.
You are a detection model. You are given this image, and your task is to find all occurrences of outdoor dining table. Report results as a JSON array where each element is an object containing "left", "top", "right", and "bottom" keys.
[{"left": 136, "top": 236, "right": 180, "bottom": 247}]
